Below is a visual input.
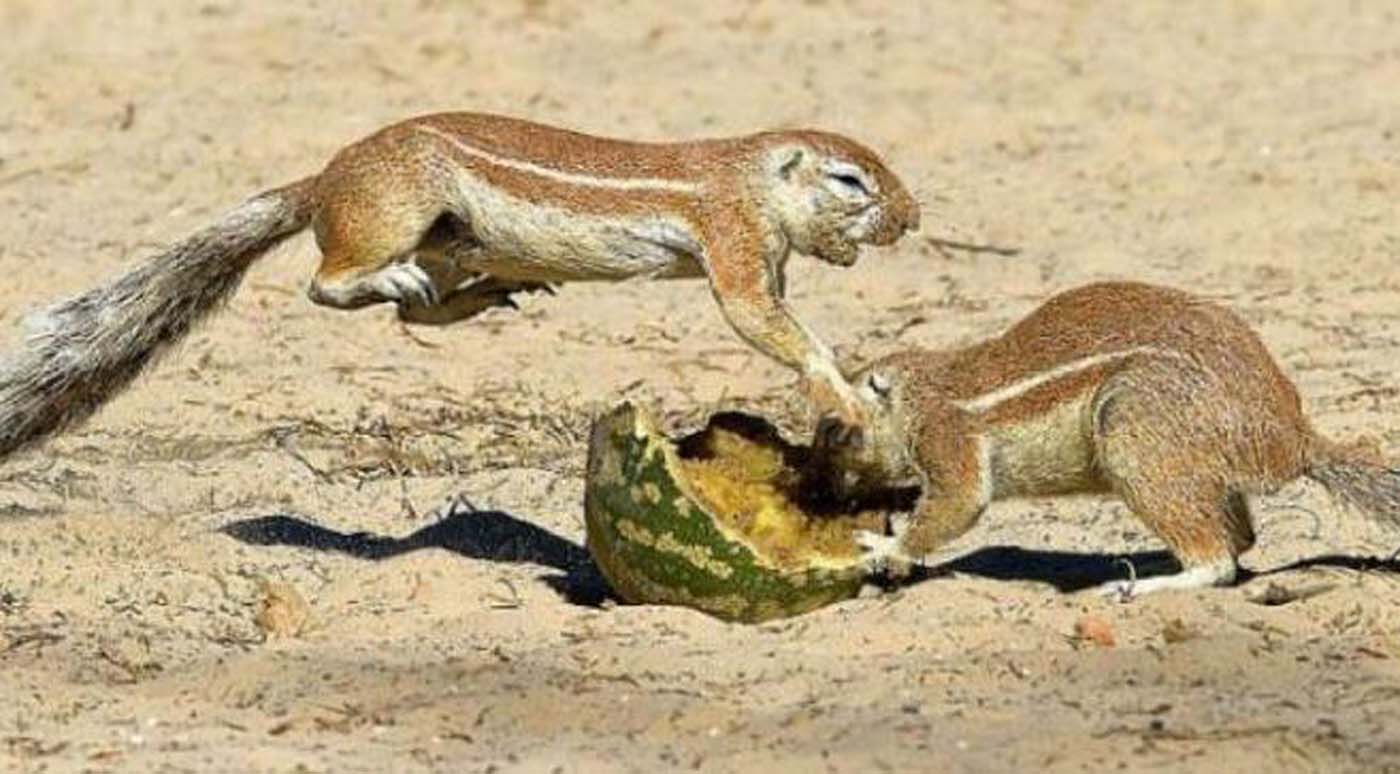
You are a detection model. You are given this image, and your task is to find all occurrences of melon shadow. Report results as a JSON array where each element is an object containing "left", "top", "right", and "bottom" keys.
[{"left": 219, "top": 504, "right": 613, "bottom": 605}]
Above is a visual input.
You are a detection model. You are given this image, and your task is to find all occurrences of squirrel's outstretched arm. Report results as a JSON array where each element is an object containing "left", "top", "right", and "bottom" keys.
[{"left": 702, "top": 225, "right": 862, "bottom": 422}]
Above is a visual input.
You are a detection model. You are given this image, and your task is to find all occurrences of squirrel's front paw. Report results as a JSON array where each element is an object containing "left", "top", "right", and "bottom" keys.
[
  {"left": 800, "top": 375, "right": 870, "bottom": 429},
  {"left": 855, "top": 531, "right": 914, "bottom": 579}
]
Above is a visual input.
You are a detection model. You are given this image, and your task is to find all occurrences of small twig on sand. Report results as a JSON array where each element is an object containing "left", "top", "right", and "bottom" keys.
[
  {"left": 926, "top": 236, "right": 1022, "bottom": 259},
  {"left": 1, "top": 628, "right": 63, "bottom": 654},
  {"left": 271, "top": 430, "right": 333, "bottom": 483},
  {"left": 1245, "top": 582, "right": 1337, "bottom": 606},
  {"left": 397, "top": 471, "right": 417, "bottom": 520},
  {"left": 396, "top": 321, "right": 442, "bottom": 350},
  {"left": 0, "top": 159, "right": 89, "bottom": 188},
  {"left": 486, "top": 578, "right": 523, "bottom": 610},
  {"left": 1113, "top": 556, "right": 1139, "bottom": 600}
]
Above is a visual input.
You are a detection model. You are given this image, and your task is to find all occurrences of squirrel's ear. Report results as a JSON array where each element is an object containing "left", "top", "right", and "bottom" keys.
[{"left": 774, "top": 147, "right": 804, "bottom": 180}]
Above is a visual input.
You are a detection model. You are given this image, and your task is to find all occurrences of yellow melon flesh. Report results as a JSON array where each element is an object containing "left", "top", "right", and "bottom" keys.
[{"left": 675, "top": 420, "right": 887, "bottom": 572}]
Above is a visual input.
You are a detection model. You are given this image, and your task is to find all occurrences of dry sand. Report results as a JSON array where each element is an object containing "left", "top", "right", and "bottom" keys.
[{"left": 1, "top": 1, "right": 1399, "bottom": 771}]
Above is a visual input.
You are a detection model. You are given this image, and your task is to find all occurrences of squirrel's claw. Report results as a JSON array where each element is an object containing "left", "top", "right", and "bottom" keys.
[{"left": 376, "top": 263, "right": 439, "bottom": 308}]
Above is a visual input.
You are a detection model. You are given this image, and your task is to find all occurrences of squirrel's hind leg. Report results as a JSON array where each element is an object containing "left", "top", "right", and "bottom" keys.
[
  {"left": 398, "top": 276, "right": 556, "bottom": 326},
  {"left": 1088, "top": 363, "right": 1250, "bottom": 599}
]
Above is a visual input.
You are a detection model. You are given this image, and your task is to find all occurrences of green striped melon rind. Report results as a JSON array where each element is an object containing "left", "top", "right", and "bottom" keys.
[{"left": 584, "top": 402, "right": 867, "bottom": 623}]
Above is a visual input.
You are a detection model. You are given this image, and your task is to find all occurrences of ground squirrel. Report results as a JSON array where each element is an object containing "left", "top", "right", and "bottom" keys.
[
  {"left": 0, "top": 112, "right": 919, "bottom": 461},
  {"left": 812, "top": 282, "right": 1400, "bottom": 597}
]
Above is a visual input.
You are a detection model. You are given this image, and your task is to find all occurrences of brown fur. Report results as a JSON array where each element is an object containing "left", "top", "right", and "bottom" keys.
[
  {"left": 0, "top": 112, "right": 918, "bottom": 462},
  {"left": 307, "top": 114, "right": 919, "bottom": 427},
  {"left": 818, "top": 282, "right": 1400, "bottom": 594}
]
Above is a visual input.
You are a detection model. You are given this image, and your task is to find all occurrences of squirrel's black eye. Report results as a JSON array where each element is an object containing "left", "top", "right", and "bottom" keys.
[
  {"left": 829, "top": 173, "right": 869, "bottom": 194},
  {"left": 866, "top": 371, "right": 892, "bottom": 398}
]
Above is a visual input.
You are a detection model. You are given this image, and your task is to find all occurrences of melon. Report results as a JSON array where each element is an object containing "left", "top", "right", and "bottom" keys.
[{"left": 584, "top": 402, "right": 900, "bottom": 623}]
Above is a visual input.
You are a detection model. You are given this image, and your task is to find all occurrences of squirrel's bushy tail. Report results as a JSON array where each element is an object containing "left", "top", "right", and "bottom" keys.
[
  {"left": 0, "top": 177, "right": 318, "bottom": 459},
  {"left": 1305, "top": 437, "right": 1400, "bottom": 524}
]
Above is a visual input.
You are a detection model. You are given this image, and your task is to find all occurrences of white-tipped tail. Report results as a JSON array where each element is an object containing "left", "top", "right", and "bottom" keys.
[{"left": 0, "top": 177, "right": 317, "bottom": 459}]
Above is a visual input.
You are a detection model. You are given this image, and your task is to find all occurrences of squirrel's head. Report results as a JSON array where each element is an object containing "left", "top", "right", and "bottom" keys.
[
  {"left": 811, "top": 359, "right": 920, "bottom": 496},
  {"left": 756, "top": 131, "right": 920, "bottom": 267}
]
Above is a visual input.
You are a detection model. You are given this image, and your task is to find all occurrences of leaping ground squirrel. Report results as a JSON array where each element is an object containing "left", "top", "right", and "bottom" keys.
[
  {"left": 0, "top": 112, "right": 919, "bottom": 461},
  {"left": 813, "top": 282, "right": 1400, "bottom": 597}
]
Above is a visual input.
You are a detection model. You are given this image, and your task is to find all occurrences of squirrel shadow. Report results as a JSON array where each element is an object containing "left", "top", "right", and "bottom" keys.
[
  {"left": 219, "top": 506, "right": 614, "bottom": 606},
  {"left": 904, "top": 546, "right": 1400, "bottom": 593},
  {"left": 909, "top": 547, "right": 1182, "bottom": 593},
  {"left": 1262, "top": 552, "right": 1400, "bottom": 577},
  {"left": 219, "top": 509, "right": 1400, "bottom": 606}
]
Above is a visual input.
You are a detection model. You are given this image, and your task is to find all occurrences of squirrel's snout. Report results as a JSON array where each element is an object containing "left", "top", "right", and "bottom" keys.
[
  {"left": 903, "top": 202, "right": 922, "bottom": 234},
  {"left": 870, "top": 203, "right": 920, "bottom": 245},
  {"left": 891, "top": 187, "right": 921, "bottom": 235}
]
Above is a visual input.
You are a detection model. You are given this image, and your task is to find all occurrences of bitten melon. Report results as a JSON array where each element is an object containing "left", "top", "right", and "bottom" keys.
[{"left": 584, "top": 402, "right": 897, "bottom": 623}]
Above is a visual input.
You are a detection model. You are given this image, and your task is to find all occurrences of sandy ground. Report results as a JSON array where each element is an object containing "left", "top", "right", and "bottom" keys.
[{"left": 1, "top": 1, "right": 1399, "bottom": 771}]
